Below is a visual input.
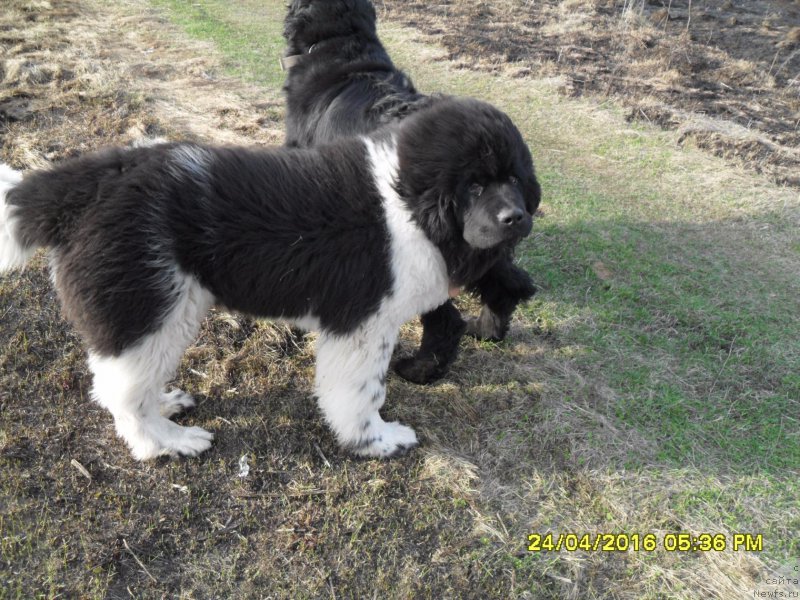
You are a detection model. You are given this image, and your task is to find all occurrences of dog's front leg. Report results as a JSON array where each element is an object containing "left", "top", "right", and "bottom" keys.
[
  {"left": 315, "top": 326, "right": 417, "bottom": 458},
  {"left": 393, "top": 301, "right": 466, "bottom": 385},
  {"left": 466, "top": 258, "right": 537, "bottom": 341}
]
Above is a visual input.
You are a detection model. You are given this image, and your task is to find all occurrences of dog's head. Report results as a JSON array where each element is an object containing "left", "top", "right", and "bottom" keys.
[
  {"left": 396, "top": 97, "right": 540, "bottom": 258},
  {"left": 284, "top": 0, "right": 378, "bottom": 56}
]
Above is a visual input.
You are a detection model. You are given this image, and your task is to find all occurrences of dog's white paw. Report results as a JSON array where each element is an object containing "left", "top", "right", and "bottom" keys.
[
  {"left": 118, "top": 415, "right": 214, "bottom": 461},
  {"left": 159, "top": 389, "right": 196, "bottom": 417},
  {"left": 351, "top": 420, "right": 418, "bottom": 459},
  {"left": 158, "top": 424, "right": 214, "bottom": 459}
]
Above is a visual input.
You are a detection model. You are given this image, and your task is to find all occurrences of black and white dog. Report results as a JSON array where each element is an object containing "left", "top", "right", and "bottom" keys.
[
  {"left": 282, "top": 0, "right": 539, "bottom": 384},
  {"left": 0, "top": 97, "right": 540, "bottom": 460}
]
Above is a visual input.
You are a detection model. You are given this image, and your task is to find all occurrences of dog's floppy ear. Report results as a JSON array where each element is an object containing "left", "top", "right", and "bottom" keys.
[
  {"left": 394, "top": 95, "right": 466, "bottom": 244},
  {"left": 520, "top": 170, "right": 541, "bottom": 216},
  {"left": 412, "top": 188, "right": 458, "bottom": 245}
]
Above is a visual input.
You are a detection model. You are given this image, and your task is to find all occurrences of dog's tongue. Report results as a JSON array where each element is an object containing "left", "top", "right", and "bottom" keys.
[{"left": 448, "top": 284, "right": 463, "bottom": 298}]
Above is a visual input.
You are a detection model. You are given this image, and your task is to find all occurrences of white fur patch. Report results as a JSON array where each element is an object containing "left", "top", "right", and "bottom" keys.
[
  {"left": 88, "top": 272, "right": 215, "bottom": 460},
  {"left": 0, "top": 164, "right": 22, "bottom": 185},
  {"left": 0, "top": 163, "right": 34, "bottom": 271},
  {"left": 315, "top": 318, "right": 417, "bottom": 458},
  {"left": 311, "top": 139, "right": 450, "bottom": 457},
  {"left": 363, "top": 136, "right": 450, "bottom": 321}
]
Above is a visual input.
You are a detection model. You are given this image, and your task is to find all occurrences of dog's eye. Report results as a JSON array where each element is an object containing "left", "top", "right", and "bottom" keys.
[
  {"left": 509, "top": 175, "right": 519, "bottom": 186},
  {"left": 469, "top": 183, "right": 484, "bottom": 196}
]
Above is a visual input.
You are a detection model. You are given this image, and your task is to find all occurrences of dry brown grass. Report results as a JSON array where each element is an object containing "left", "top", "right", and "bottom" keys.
[
  {"left": 0, "top": 0, "right": 283, "bottom": 172},
  {"left": 379, "top": 0, "right": 800, "bottom": 188}
]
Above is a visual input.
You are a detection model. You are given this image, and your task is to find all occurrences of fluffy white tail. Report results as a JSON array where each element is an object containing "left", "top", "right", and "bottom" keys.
[{"left": 0, "top": 163, "right": 34, "bottom": 271}]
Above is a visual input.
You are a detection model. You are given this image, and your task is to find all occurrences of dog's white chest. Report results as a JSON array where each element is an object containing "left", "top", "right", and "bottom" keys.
[{"left": 364, "top": 138, "right": 450, "bottom": 324}]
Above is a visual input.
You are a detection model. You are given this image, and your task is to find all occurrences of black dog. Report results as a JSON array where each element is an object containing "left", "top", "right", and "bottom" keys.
[
  {"left": 0, "top": 97, "right": 539, "bottom": 460},
  {"left": 282, "top": 0, "right": 539, "bottom": 384}
]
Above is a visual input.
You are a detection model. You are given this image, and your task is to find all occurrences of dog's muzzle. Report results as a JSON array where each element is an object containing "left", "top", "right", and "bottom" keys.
[{"left": 463, "top": 184, "right": 533, "bottom": 249}]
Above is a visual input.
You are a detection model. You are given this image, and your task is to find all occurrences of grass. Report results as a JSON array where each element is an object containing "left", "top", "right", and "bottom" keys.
[
  {"left": 1, "top": 0, "right": 798, "bottom": 598},
  {"left": 147, "top": 0, "right": 286, "bottom": 88}
]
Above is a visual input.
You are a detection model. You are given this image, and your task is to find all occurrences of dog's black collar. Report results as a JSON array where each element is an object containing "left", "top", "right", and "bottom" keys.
[{"left": 280, "top": 44, "right": 317, "bottom": 71}]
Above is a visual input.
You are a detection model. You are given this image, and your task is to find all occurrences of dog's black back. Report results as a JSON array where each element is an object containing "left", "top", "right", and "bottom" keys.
[
  {"left": 283, "top": 0, "right": 429, "bottom": 147},
  {"left": 8, "top": 141, "right": 395, "bottom": 354}
]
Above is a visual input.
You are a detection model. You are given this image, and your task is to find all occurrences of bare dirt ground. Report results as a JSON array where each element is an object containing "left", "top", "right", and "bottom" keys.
[{"left": 379, "top": 0, "right": 800, "bottom": 187}]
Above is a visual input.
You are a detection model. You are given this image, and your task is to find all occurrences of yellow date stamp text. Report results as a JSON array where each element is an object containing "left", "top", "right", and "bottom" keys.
[{"left": 527, "top": 532, "right": 763, "bottom": 552}]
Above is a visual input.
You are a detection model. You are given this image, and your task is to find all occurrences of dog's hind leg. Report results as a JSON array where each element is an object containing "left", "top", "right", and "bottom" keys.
[
  {"left": 88, "top": 278, "right": 215, "bottom": 460},
  {"left": 315, "top": 322, "right": 417, "bottom": 459}
]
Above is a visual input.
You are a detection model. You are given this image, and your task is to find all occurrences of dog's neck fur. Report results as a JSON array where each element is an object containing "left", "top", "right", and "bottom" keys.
[{"left": 365, "top": 124, "right": 515, "bottom": 289}]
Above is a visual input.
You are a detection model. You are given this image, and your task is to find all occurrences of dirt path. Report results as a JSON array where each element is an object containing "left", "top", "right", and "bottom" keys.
[
  {"left": 0, "top": 0, "right": 284, "bottom": 170},
  {"left": 379, "top": 0, "right": 800, "bottom": 188}
]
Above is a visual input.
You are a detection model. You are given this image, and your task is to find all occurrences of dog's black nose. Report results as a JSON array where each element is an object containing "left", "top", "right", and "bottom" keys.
[{"left": 498, "top": 206, "right": 525, "bottom": 226}]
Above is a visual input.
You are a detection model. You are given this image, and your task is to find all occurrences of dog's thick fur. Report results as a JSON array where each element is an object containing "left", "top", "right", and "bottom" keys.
[
  {"left": 0, "top": 97, "right": 539, "bottom": 460},
  {"left": 282, "top": 0, "right": 539, "bottom": 384}
]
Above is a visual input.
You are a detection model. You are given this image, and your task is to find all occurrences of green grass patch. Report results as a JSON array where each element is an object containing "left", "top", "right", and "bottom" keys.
[{"left": 148, "top": 0, "right": 286, "bottom": 87}]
